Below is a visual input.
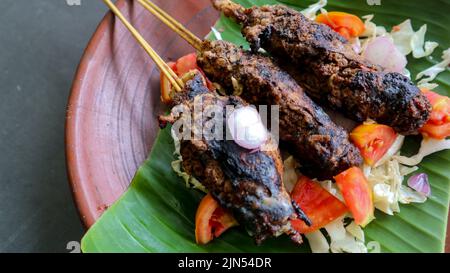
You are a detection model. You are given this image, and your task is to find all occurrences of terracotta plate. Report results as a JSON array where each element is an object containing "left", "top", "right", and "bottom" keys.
[{"left": 66, "top": 0, "right": 218, "bottom": 227}]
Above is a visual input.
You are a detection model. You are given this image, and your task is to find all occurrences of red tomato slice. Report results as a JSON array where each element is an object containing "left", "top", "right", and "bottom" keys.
[
  {"left": 420, "top": 89, "right": 450, "bottom": 139},
  {"left": 195, "top": 193, "right": 238, "bottom": 245},
  {"left": 160, "top": 61, "right": 177, "bottom": 104},
  {"left": 290, "top": 176, "right": 348, "bottom": 234},
  {"left": 420, "top": 122, "right": 450, "bottom": 140},
  {"left": 316, "top": 12, "right": 365, "bottom": 39},
  {"left": 350, "top": 123, "right": 397, "bottom": 166},
  {"left": 175, "top": 53, "right": 198, "bottom": 76},
  {"left": 422, "top": 89, "right": 450, "bottom": 124},
  {"left": 334, "top": 167, "right": 374, "bottom": 227}
]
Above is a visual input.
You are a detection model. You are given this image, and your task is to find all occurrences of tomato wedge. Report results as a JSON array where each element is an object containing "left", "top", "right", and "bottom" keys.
[
  {"left": 419, "top": 89, "right": 450, "bottom": 139},
  {"left": 290, "top": 176, "right": 348, "bottom": 234},
  {"left": 175, "top": 53, "right": 198, "bottom": 76},
  {"left": 160, "top": 53, "right": 214, "bottom": 104},
  {"left": 350, "top": 123, "right": 397, "bottom": 166},
  {"left": 334, "top": 167, "right": 374, "bottom": 227},
  {"left": 316, "top": 12, "right": 365, "bottom": 39},
  {"left": 195, "top": 193, "right": 238, "bottom": 245}
]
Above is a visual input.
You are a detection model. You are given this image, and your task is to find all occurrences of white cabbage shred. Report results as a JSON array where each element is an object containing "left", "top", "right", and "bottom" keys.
[
  {"left": 304, "top": 231, "right": 329, "bottom": 253},
  {"left": 360, "top": 16, "right": 438, "bottom": 59},
  {"left": 326, "top": 218, "right": 367, "bottom": 253},
  {"left": 390, "top": 19, "right": 438, "bottom": 58},
  {"left": 210, "top": 27, "right": 223, "bottom": 41},
  {"left": 361, "top": 14, "right": 387, "bottom": 39},
  {"left": 365, "top": 157, "right": 423, "bottom": 215},
  {"left": 301, "top": 0, "right": 327, "bottom": 20},
  {"left": 416, "top": 48, "right": 450, "bottom": 85},
  {"left": 309, "top": 217, "right": 374, "bottom": 253},
  {"left": 395, "top": 138, "right": 450, "bottom": 166},
  {"left": 304, "top": 218, "right": 374, "bottom": 253},
  {"left": 346, "top": 221, "right": 365, "bottom": 242},
  {"left": 417, "top": 82, "right": 439, "bottom": 90}
]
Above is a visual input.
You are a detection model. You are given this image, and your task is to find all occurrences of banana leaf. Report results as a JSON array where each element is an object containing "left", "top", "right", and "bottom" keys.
[{"left": 81, "top": 0, "right": 450, "bottom": 253}]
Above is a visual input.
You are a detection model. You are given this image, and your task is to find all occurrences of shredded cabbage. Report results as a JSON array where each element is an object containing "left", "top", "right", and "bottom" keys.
[
  {"left": 320, "top": 218, "right": 375, "bottom": 253},
  {"left": 365, "top": 157, "right": 424, "bottom": 215},
  {"left": 325, "top": 216, "right": 347, "bottom": 241},
  {"left": 366, "top": 160, "right": 401, "bottom": 215},
  {"left": 326, "top": 218, "right": 368, "bottom": 253},
  {"left": 171, "top": 128, "right": 207, "bottom": 192},
  {"left": 346, "top": 221, "right": 365, "bottom": 242},
  {"left": 417, "top": 82, "right": 439, "bottom": 90},
  {"left": 210, "top": 27, "right": 223, "bottom": 41},
  {"left": 360, "top": 16, "right": 438, "bottom": 60},
  {"left": 395, "top": 137, "right": 450, "bottom": 166},
  {"left": 301, "top": 0, "right": 327, "bottom": 20},
  {"left": 330, "top": 235, "right": 368, "bottom": 253},
  {"left": 304, "top": 231, "right": 330, "bottom": 253},
  {"left": 367, "top": 241, "right": 381, "bottom": 253},
  {"left": 361, "top": 14, "right": 387, "bottom": 38},
  {"left": 416, "top": 48, "right": 450, "bottom": 84},
  {"left": 389, "top": 19, "right": 414, "bottom": 55},
  {"left": 410, "top": 25, "right": 439, "bottom": 58},
  {"left": 390, "top": 19, "right": 438, "bottom": 58},
  {"left": 304, "top": 217, "right": 372, "bottom": 253}
]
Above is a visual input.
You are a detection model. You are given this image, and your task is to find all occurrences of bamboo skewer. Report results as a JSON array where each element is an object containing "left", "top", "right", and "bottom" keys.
[
  {"left": 102, "top": 0, "right": 184, "bottom": 91},
  {"left": 137, "top": 0, "right": 203, "bottom": 50}
]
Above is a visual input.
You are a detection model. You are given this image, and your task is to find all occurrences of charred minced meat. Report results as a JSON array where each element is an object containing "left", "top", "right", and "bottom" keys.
[
  {"left": 159, "top": 72, "right": 306, "bottom": 244},
  {"left": 197, "top": 40, "right": 362, "bottom": 180},
  {"left": 212, "top": 0, "right": 432, "bottom": 135}
]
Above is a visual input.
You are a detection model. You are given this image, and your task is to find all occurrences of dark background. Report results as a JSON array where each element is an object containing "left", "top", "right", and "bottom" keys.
[{"left": 0, "top": 0, "right": 107, "bottom": 253}]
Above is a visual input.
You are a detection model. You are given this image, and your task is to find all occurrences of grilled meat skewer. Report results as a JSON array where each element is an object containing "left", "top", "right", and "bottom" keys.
[
  {"left": 102, "top": 0, "right": 307, "bottom": 244},
  {"left": 136, "top": 0, "right": 363, "bottom": 180},
  {"left": 197, "top": 40, "right": 362, "bottom": 180},
  {"left": 212, "top": 0, "right": 432, "bottom": 135},
  {"left": 160, "top": 72, "right": 305, "bottom": 244}
]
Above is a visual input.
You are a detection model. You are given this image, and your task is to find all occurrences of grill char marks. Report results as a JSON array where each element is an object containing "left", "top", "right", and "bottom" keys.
[
  {"left": 160, "top": 72, "right": 302, "bottom": 244},
  {"left": 212, "top": 0, "right": 432, "bottom": 134},
  {"left": 197, "top": 40, "right": 362, "bottom": 180}
]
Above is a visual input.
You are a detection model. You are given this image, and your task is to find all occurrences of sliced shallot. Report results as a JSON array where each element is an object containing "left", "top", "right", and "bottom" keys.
[
  {"left": 362, "top": 36, "right": 407, "bottom": 73},
  {"left": 407, "top": 173, "right": 431, "bottom": 197},
  {"left": 227, "top": 106, "right": 268, "bottom": 150}
]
